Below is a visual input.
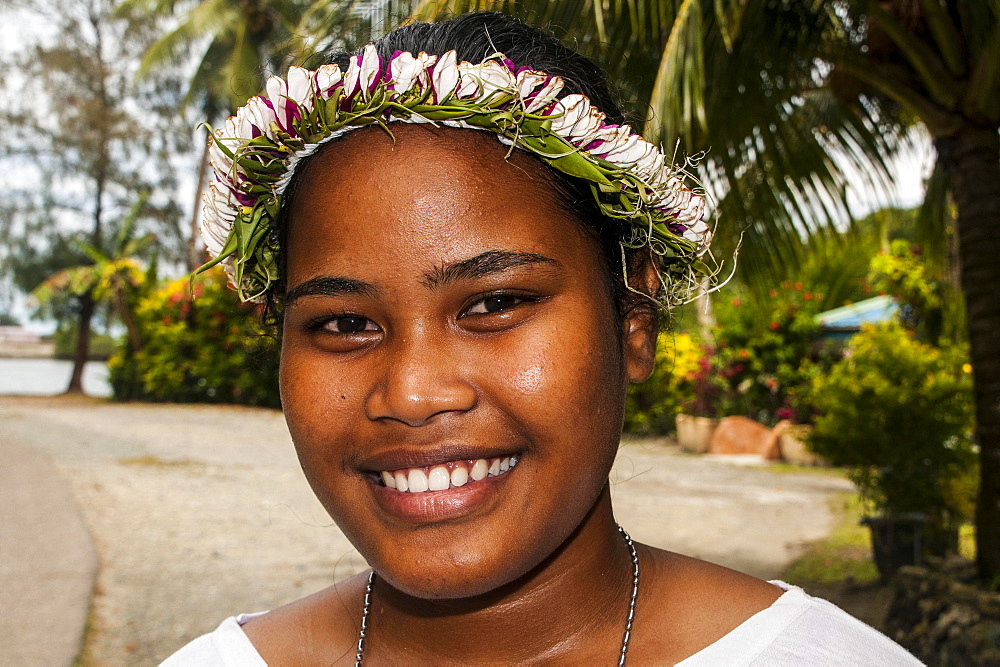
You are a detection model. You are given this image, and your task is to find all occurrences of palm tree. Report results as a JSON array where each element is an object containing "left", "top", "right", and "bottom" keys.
[
  {"left": 400, "top": 1, "right": 1000, "bottom": 582},
  {"left": 32, "top": 197, "right": 157, "bottom": 382},
  {"left": 115, "top": 0, "right": 363, "bottom": 270}
]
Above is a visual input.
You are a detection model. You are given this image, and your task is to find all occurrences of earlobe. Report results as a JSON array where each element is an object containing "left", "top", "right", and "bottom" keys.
[
  {"left": 623, "top": 304, "right": 658, "bottom": 383},
  {"left": 621, "top": 250, "right": 662, "bottom": 383}
]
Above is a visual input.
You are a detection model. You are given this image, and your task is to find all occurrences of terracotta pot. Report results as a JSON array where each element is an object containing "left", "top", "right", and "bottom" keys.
[{"left": 674, "top": 413, "right": 718, "bottom": 454}]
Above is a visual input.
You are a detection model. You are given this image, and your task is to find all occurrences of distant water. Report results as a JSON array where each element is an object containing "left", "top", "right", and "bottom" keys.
[{"left": 0, "top": 358, "right": 111, "bottom": 397}]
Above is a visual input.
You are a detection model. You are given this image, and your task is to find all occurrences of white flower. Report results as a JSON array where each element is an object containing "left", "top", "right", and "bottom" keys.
[
  {"left": 633, "top": 143, "right": 663, "bottom": 178},
  {"left": 683, "top": 214, "right": 712, "bottom": 254},
  {"left": 655, "top": 176, "right": 688, "bottom": 209},
  {"left": 549, "top": 94, "right": 605, "bottom": 143},
  {"left": 243, "top": 96, "right": 278, "bottom": 140},
  {"left": 201, "top": 182, "right": 237, "bottom": 256},
  {"left": 431, "top": 50, "right": 460, "bottom": 102},
  {"left": 516, "top": 71, "right": 564, "bottom": 113},
  {"left": 232, "top": 104, "right": 257, "bottom": 138},
  {"left": 286, "top": 66, "right": 315, "bottom": 114},
  {"left": 390, "top": 51, "right": 437, "bottom": 95},
  {"left": 314, "top": 64, "right": 342, "bottom": 98},
  {"left": 456, "top": 60, "right": 514, "bottom": 102},
  {"left": 208, "top": 126, "right": 236, "bottom": 176},
  {"left": 265, "top": 75, "right": 293, "bottom": 131},
  {"left": 582, "top": 124, "right": 628, "bottom": 154},
  {"left": 343, "top": 53, "right": 363, "bottom": 98},
  {"left": 358, "top": 44, "right": 382, "bottom": 101},
  {"left": 602, "top": 133, "right": 648, "bottom": 164}
]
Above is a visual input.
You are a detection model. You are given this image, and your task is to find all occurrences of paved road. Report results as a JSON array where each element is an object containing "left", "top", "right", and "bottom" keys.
[{"left": 0, "top": 396, "right": 852, "bottom": 665}]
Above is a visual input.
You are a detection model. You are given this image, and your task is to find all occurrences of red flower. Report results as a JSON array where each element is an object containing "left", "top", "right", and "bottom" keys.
[
  {"left": 794, "top": 282, "right": 803, "bottom": 291},
  {"left": 769, "top": 289, "right": 778, "bottom": 298},
  {"left": 769, "top": 321, "right": 780, "bottom": 331},
  {"left": 732, "top": 298, "right": 742, "bottom": 307},
  {"left": 803, "top": 292, "right": 813, "bottom": 301}
]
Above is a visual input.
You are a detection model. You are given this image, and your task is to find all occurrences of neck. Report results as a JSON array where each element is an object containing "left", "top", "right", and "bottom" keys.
[{"left": 364, "top": 485, "right": 633, "bottom": 663}]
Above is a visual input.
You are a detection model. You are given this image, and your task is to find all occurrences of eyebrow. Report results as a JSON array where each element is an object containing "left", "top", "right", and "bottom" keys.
[
  {"left": 421, "top": 250, "right": 562, "bottom": 288},
  {"left": 284, "top": 276, "right": 378, "bottom": 306},
  {"left": 284, "top": 250, "right": 562, "bottom": 305}
]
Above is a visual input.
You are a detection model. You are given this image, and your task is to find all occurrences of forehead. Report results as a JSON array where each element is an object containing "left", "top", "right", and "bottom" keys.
[{"left": 284, "top": 124, "right": 598, "bottom": 286}]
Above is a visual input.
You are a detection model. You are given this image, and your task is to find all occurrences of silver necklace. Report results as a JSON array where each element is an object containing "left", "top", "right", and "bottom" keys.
[{"left": 355, "top": 524, "right": 640, "bottom": 666}]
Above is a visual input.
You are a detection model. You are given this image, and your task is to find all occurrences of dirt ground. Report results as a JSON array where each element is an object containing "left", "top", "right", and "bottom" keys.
[{"left": 1, "top": 395, "right": 860, "bottom": 665}]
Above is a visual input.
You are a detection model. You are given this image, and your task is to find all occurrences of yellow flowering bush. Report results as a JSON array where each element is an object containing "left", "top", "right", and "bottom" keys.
[
  {"left": 624, "top": 331, "right": 702, "bottom": 435},
  {"left": 107, "top": 268, "right": 280, "bottom": 407}
]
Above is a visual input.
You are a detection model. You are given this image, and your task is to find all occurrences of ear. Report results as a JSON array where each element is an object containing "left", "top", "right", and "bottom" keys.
[{"left": 621, "top": 252, "right": 661, "bottom": 383}]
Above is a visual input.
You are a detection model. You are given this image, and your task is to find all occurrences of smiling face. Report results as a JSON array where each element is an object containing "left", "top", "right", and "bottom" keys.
[{"left": 279, "top": 124, "right": 652, "bottom": 600}]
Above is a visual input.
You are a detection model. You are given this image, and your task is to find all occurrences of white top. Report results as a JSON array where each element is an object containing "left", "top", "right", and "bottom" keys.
[{"left": 160, "top": 581, "right": 922, "bottom": 666}]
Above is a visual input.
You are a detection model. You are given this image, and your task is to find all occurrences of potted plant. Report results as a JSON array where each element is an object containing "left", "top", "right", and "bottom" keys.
[{"left": 806, "top": 322, "right": 976, "bottom": 580}]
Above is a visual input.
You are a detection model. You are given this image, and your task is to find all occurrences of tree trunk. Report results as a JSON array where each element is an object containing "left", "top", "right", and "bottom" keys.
[
  {"left": 115, "top": 287, "right": 142, "bottom": 353},
  {"left": 66, "top": 291, "right": 95, "bottom": 394},
  {"left": 935, "top": 126, "right": 1000, "bottom": 584},
  {"left": 187, "top": 141, "right": 210, "bottom": 271}
]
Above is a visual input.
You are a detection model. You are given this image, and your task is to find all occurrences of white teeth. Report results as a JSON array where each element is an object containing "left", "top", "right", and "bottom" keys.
[
  {"left": 428, "top": 466, "right": 450, "bottom": 491},
  {"left": 470, "top": 459, "right": 488, "bottom": 481},
  {"left": 394, "top": 471, "right": 409, "bottom": 492},
  {"left": 407, "top": 468, "right": 429, "bottom": 493},
  {"left": 380, "top": 455, "right": 519, "bottom": 493},
  {"left": 451, "top": 466, "right": 469, "bottom": 487}
]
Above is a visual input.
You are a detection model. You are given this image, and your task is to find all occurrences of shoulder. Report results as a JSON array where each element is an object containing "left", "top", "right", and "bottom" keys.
[
  {"left": 160, "top": 614, "right": 268, "bottom": 666},
  {"left": 742, "top": 582, "right": 924, "bottom": 665},
  {"left": 239, "top": 571, "right": 370, "bottom": 665},
  {"left": 160, "top": 572, "right": 370, "bottom": 667},
  {"left": 631, "top": 548, "right": 921, "bottom": 665},
  {"left": 630, "top": 547, "right": 785, "bottom": 662},
  {"left": 675, "top": 579, "right": 923, "bottom": 666}
]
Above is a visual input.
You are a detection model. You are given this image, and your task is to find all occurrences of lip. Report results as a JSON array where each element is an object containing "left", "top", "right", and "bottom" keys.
[
  {"left": 357, "top": 443, "right": 521, "bottom": 472},
  {"left": 366, "top": 462, "right": 516, "bottom": 523}
]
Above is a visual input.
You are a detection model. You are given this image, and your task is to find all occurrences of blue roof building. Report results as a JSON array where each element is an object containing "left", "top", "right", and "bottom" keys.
[{"left": 815, "top": 295, "right": 899, "bottom": 341}]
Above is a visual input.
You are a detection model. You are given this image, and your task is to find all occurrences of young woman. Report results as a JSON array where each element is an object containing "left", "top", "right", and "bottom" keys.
[{"left": 164, "top": 12, "right": 919, "bottom": 665}]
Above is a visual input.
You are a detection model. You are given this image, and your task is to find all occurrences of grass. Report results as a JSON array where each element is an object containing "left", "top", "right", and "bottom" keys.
[
  {"left": 960, "top": 523, "right": 976, "bottom": 561},
  {"left": 117, "top": 455, "right": 201, "bottom": 468},
  {"left": 782, "top": 492, "right": 880, "bottom": 585},
  {"left": 764, "top": 462, "right": 850, "bottom": 478}
]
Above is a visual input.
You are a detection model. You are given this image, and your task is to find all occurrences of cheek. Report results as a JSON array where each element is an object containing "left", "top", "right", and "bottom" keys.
[
  {"left": 278, "top": 340, "right": 363, "bottom": 465},
  {"left": 489, "top": 303, "right": 626, "bottom": 446}
]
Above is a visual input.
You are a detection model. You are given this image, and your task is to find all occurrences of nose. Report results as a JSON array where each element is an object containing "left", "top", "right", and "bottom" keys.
[{"left": 365, "top": 328, "right": 477, "bottom": 426}]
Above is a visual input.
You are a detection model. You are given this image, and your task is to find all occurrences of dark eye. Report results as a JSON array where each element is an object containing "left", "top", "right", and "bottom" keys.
[
  {"left": 466, "top": 294, "right": 523, "bottom": 315},
  {"left": 325, "top": 316, "right": 377, "bottom": 334}
]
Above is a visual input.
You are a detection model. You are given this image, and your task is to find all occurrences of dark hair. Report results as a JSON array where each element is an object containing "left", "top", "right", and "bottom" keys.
[{"left": 267, "top": 12, "right": 654, "bottom": 326}]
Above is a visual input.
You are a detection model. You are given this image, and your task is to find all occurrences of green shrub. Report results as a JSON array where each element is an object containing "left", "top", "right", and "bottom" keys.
[
  {"left": 686, "top": 284, "right": 837, "bottom": 425},
  {"left": 108, "top": 268, "right": 280, "bottom": 408},
  {"left": 807, "top": 322, "right": 976, "bottom": 553}
]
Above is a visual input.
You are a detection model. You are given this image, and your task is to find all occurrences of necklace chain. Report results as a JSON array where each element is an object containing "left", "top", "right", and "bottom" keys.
[{"left": 354, "top": 524, "right": 639, "bottom": 666}]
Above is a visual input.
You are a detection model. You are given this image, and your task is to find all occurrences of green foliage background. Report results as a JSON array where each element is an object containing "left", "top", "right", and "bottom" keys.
[{"left": 108, "top": 268, "right": 280, "bottom": 408}]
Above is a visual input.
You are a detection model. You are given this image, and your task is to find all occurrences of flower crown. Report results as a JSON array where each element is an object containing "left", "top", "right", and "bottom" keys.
[{"left": 198, "top": 45, "right": 712, "bottom": 304}]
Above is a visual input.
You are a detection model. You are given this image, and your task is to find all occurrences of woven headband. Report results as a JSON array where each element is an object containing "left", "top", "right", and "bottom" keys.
[{"left": 198, "top": 45, "right": 713, "bottom": 304}]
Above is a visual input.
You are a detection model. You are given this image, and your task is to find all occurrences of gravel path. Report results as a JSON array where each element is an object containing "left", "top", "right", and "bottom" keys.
[{"left": 0, "top": 396, "right": 852, "bottom": 665}]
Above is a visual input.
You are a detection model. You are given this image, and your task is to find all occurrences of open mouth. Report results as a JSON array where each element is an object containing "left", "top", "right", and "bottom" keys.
[{"left": 375, "top": 456, "right": 520, "bottom": 494}]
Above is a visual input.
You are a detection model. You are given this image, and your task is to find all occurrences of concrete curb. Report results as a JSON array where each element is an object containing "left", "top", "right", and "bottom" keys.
[{"left": 0, "top": 437, "right": 98, "bottom": 666}]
